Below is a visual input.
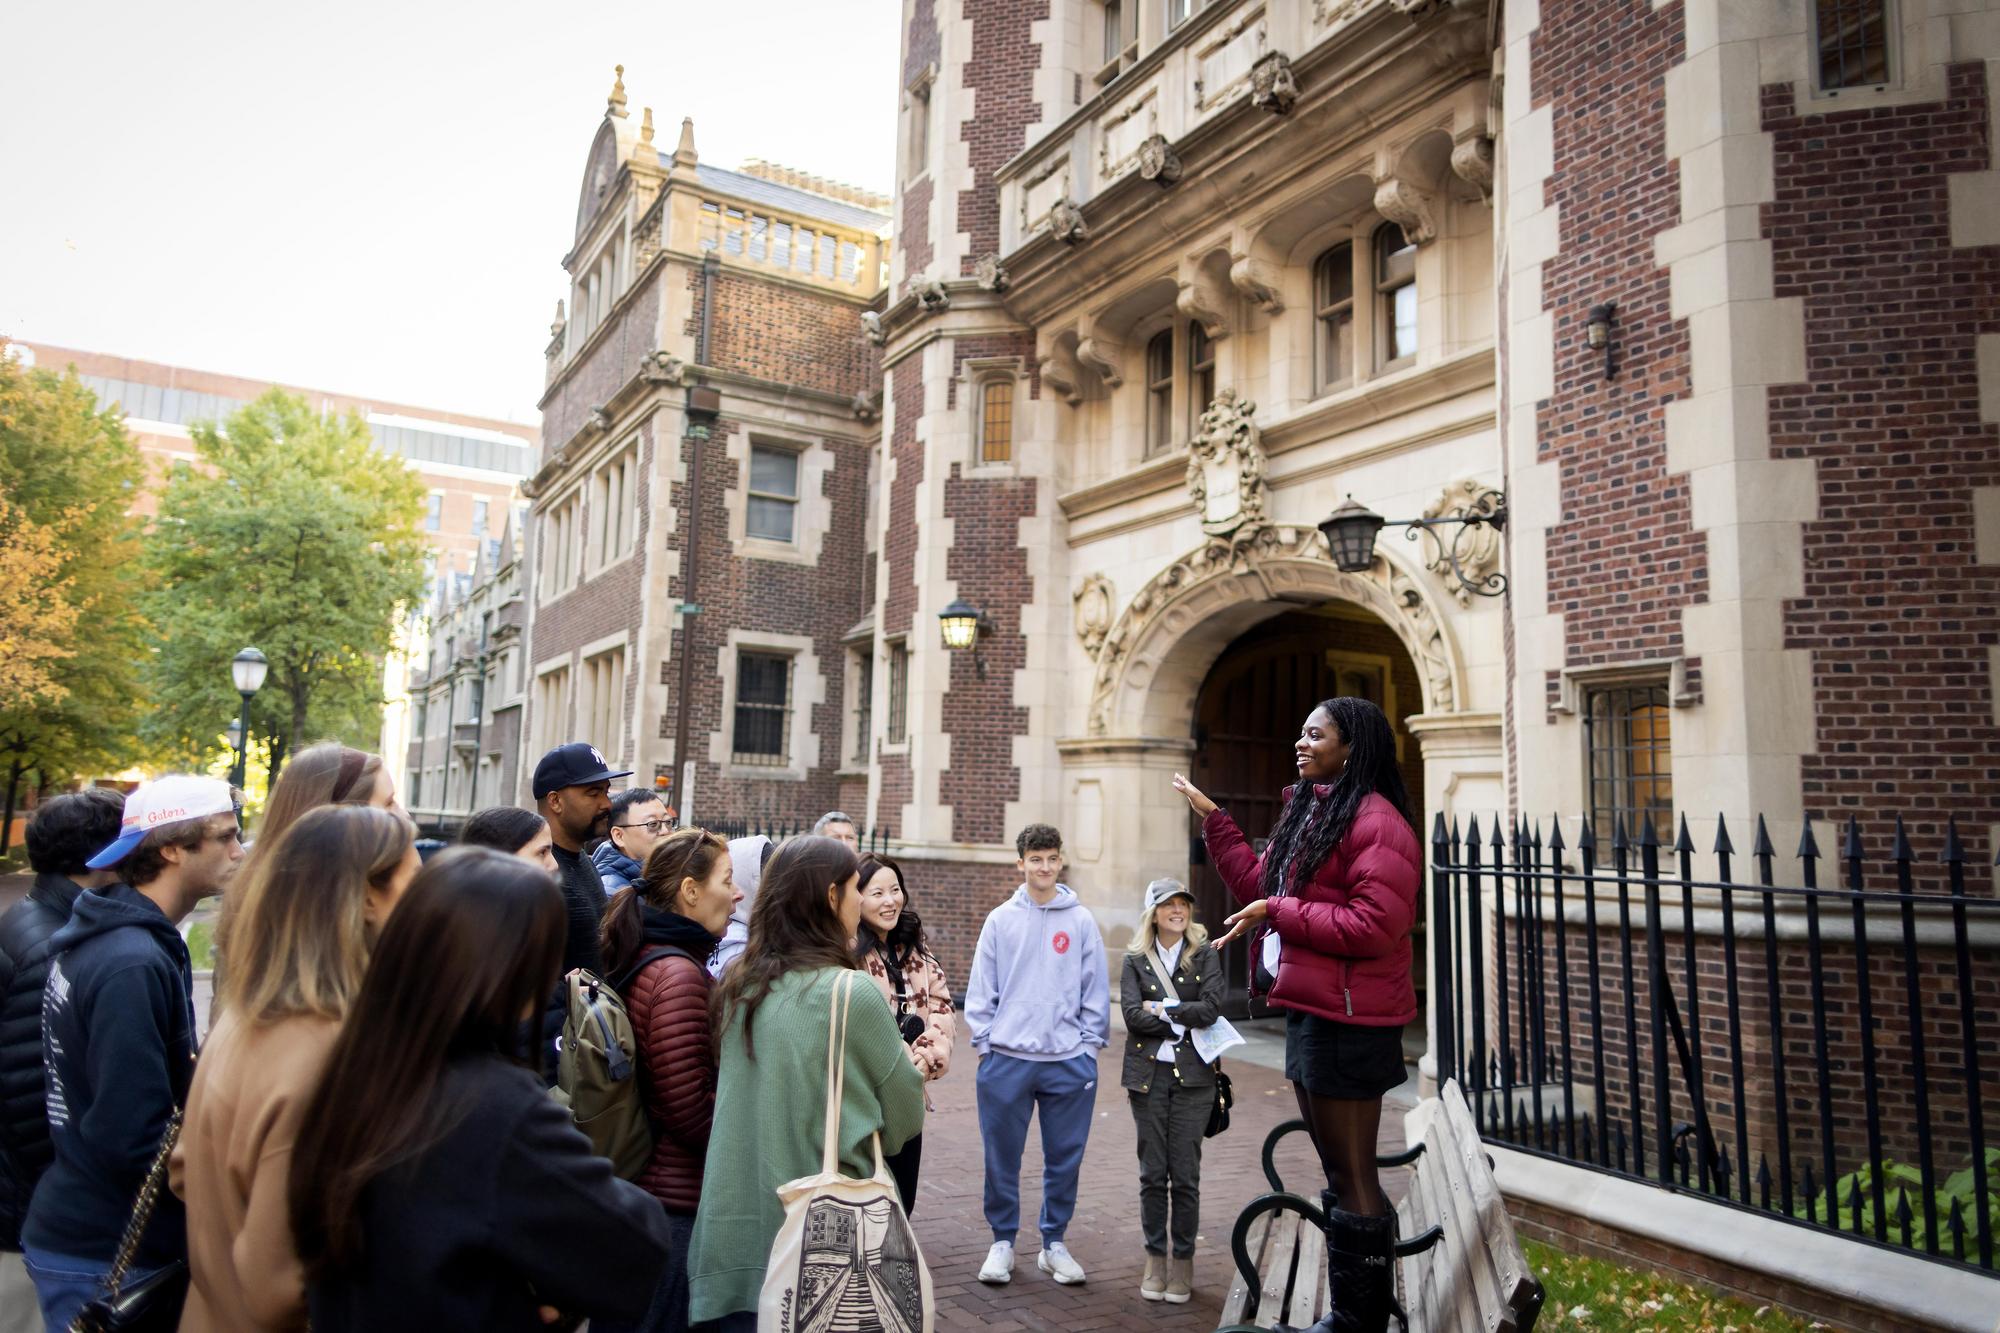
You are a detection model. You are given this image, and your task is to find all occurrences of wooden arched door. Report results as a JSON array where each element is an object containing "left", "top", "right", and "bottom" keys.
[{"left": 1186, "top": 607, "right": 1425, "bottom": 1025}]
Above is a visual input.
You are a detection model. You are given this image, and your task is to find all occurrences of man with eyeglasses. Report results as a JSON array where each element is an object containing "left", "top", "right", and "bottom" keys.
[
  {"left": 23, "top": 775, "right": 243, "bottom": 1330},
  {"left": 594, "top": 787, "right": 673, "bottom": 896}
]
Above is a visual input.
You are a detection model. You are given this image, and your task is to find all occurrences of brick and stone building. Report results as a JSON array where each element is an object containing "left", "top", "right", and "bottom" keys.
[
  {"left": 520, "top": 71, "right": 890, "bottom": 828},
  {"left": 512, "top": 8, "right": 2000, "bottom": 1314},
  {"left": 404, "top": 503, "right": 531, "bottom": 832}
]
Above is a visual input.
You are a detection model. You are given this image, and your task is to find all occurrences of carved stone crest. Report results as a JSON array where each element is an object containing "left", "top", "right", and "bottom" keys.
[
  {"left": 588, "top": 406, "right": 613, "bottom": 432},
  {"left": 861, "top": 311, "right": 885, "bottom": 346},
  {"left": 1073, "top": 574, "right": 1115, "bottom": 657},
  {"left": 1249, "top": 53, "right": 1299, "bottom": 115},
  {"left": 1419, "top": 480, "right": 1504, "bottom": 607},
  {"left": 1184, "top": 389, "right": 1267, "bottom": 539},
  {"left": 1137, "top": 134, "right": 1183, "bottom": 187},
  {"left": 1048, "top": 199, "right": 1090, "bottom": 245},
  {"left": 851, "top": 390, "right": 880, "bottom": 423},
  {"left": 974, "top": 253, "right": 1012, "bottom": 293}
]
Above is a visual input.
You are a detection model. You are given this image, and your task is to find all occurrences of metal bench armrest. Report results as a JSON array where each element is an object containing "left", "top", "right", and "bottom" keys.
[{"left": 1261, "top": 1118, "right": 1428, "bottom": 1192}]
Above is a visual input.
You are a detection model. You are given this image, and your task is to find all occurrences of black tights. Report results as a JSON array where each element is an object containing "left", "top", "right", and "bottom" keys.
[{"left": 1292, "top": 1083, "right": 1389, "bottom": 1216}]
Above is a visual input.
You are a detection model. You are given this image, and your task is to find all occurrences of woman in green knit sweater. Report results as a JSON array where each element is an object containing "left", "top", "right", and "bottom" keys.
[{"left": 687, "top": 836, "right": 927, "bottom": 1330}]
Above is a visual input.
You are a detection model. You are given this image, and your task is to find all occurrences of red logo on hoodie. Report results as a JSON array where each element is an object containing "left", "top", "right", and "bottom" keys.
[{"left": 1052, "top": 931, "right": 1071, "bottom": 955}]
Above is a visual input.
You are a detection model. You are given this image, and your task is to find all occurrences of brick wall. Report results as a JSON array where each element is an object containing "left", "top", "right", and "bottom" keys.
[
  {"left": 956, "top": 0, "right": 1049, "bottom": 273},
  {"left": 899, "top": 0, "right": 939, "bottom": 285},
  {"left": 938, "top": 333, "right": 1042, "bottom": 843},
  {"left": 529, "top": 421, "right": 654, "bottom": 761},
  {"left": 1765, "top": 65, "right": 2000, "bottom": 868},
  {"left": 877, "top": 358, "right": 927, "bottom": 838},
  {"left": 1532, "top": 0, "right": 1702, "bottom": 709},
  {"left": 706, "top": 270, "right": 880, "bottom": 399},
  {"left": 541, "top": 275, "right": 662, "bottom": 454}
]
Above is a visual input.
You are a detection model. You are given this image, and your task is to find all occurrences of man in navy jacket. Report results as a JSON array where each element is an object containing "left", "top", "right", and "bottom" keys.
[
  {"left": 0, "top": 788, "right": 123, "bottom": 1332},
  {"left": 22, "top": 775, "right": 242, "bottom": 1330}
]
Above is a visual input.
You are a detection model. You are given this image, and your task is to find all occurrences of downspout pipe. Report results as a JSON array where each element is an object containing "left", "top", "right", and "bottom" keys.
[{"left": 672, "top": 254, "right": 722, "bottom": 822}]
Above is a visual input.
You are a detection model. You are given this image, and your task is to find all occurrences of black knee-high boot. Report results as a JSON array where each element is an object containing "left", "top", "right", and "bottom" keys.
[{"left": 1276, "top": 1193, "right": 1396, "bottom": 1333}]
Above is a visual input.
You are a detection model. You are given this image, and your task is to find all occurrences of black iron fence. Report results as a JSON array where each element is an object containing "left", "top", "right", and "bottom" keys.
[
  {"left": 1430, "top": 811, "right": 1999, "bottom": 1274},
  {"left": 702, "top": 813, "right": 892, "bottom": 856}
]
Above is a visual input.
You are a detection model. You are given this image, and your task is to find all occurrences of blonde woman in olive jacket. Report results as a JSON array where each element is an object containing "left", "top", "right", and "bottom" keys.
[{"left": 1120, "top": 878, "right": 1225, "bottom": 1305}]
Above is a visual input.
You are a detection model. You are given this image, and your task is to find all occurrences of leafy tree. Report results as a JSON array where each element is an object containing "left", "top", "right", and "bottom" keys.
[
  {"left": 139, "top": 389, "right": 428, "bottom": 772},
  {"left": 0, "top": 496, "right": 82, "bottom": 708},
  {"left": 0, "top": 348, "right": 148, "bottom": 846}
]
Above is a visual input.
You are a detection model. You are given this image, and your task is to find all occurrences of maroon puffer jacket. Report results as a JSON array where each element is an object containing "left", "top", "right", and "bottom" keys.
[
  {"left": 1203, "top": 789, "right": 1421, "bottom": 1027},
  {"left": 624, "top": 952, "right": 716, "bottom": 1212}
]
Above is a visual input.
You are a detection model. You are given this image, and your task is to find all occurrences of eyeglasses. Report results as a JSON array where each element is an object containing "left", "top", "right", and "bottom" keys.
[{"left": 614, "top": 818, "right": 674, "bottom": 835}]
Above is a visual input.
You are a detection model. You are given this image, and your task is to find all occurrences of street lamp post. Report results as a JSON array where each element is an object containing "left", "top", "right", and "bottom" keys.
[{"left": 229, "top": 648, "right": 269, "bottom": 790}]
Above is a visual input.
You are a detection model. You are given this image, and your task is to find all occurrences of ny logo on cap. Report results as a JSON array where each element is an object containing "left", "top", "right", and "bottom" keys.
[{"left": 590, "top": 746, "right": 607, "bottom": 767}]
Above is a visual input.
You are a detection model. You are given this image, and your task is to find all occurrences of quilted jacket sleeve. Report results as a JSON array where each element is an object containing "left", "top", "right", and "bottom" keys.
[
  {"left": 1201, "top": 808, "right": 1267, "bottom": 906},
  {"left": 632, "top": 956, "right": 716, "bottom": 1150},
  {"left": 1265, "top": 804, "right": 1420, "bottom": 959}
]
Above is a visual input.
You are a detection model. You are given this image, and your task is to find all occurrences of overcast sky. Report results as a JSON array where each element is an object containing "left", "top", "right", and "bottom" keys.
[{"left": 0, "top": 1, "right": 900, "bottom": 426}]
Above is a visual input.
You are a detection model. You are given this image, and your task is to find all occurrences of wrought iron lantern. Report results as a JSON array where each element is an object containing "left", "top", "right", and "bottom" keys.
[
  {"left": 938, "top": 598, "right": 993, "bottom": 677},
  {"left": 1316, "top": 489, "right": 1509, "bottom": 598}
]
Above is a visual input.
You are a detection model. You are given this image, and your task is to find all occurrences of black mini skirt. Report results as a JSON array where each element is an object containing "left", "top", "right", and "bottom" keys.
[{"left": 1284, "top": 1009, "right": 1407, "bottom": 1099}]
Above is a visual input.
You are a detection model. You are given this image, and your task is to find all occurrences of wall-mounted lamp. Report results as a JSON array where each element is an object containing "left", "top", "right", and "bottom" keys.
[
  {"left": 1316, "top": 489, "right": 1509, "bottom": 598},
  {"left": 1585, "top": 301, "right": 1616, "bottom": 379},
  {"left": 938, "top": 598, "right": 994, "bottom": 677}
]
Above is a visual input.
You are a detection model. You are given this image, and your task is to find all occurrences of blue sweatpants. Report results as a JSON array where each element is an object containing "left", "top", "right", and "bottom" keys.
[{"left": 975, "top": 1050, "right": 1099, "bottom": 1246}]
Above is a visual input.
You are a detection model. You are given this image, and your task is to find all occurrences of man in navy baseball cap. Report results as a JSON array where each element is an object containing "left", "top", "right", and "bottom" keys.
[{"left": 528, "top": 743, "right": 633, "bottom": 1079}]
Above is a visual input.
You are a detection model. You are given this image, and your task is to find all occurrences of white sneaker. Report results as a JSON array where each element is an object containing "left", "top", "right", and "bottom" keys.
[
  {"left": 978, "top": 1240, "right": 1015, "bottom": 1284},
  {"left": 1037, "top": 1241, "right": 1087, "bottom": 1285}
]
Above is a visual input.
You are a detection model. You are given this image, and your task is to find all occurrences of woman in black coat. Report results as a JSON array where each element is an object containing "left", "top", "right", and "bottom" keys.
[
  {"left": 289, "top": 848, "right": 671, "bottom": 1332},
  {"left": 1120, "top": 878, "right": 1226, "bottom": 1305}
]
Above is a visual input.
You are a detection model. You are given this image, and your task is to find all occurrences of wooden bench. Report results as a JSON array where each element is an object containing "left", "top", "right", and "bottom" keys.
[{"left": 1218, "top": 1080, "right": 1543, "bottom": 1332}]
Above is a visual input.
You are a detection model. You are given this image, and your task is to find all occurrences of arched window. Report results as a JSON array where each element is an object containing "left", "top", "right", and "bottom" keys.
[
  {"left": 978, "top": 379, "right": 1014, "bottom": 464},
  {"left": 1187, "top": 322, "right": 1215, "bottom": 435},
  {"left": 1374, "top": 222, "right": 1417, "bottom": 367},
  {"left": 1313, "top": 242, "right": 1355, "bottom": 395},
  {"left": 1145, "top": 329, "right": 1174, "bottom": 456}
]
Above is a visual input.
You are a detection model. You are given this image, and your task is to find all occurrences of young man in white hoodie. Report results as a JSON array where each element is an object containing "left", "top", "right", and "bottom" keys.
[{"left": 965, "top": 823, "right": 1111, "bottom": 1287}]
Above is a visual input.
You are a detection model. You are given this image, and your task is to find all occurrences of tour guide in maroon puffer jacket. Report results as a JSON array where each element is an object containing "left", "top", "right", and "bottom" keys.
[
  {"left": 1173, "top": 695, "right": 1420, "bottom": 1333},
  {"left": 1202, "top": 789, "right": 1420, "bottom": 1027}
]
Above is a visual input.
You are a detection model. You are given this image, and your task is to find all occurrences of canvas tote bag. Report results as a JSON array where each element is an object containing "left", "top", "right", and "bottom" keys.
[{"left": 757, "top": 972, "right": 933, "bottom": 1333}]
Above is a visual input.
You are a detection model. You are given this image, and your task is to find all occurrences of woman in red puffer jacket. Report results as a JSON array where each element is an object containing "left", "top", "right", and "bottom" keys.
[
  {"left": 1172, "top": 696, "right": 1418, "bottom": 1333},
  {"left": 596, "top": 827, "right": 742, "bottom": 1333}
]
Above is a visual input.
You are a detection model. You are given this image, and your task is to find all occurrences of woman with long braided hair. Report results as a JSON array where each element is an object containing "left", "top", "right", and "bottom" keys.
[{"left": 1171, "top": 696, "right": 1418, "bottom": 1333}]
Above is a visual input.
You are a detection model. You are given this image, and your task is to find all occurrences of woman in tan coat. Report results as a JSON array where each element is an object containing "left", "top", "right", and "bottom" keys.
[
  {"left": 855, "top": 852, "right": 954, "bottom": 1214},
  {"left": 170, "top": 804, "right": 419, "bottom": 1332}
]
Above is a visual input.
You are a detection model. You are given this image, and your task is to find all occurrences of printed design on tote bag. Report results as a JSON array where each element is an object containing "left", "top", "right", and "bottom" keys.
[
  {"left": 793, "top": 1195, "right": 924, "bottom": 1333},
  {"left": 1051, "top": 931, "right": 1071, "bottom": 955}
]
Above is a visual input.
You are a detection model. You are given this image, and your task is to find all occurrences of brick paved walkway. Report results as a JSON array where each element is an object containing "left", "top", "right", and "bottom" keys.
[{"left": 907, "top": 1018, "right": 1413, "bottom": 1331}]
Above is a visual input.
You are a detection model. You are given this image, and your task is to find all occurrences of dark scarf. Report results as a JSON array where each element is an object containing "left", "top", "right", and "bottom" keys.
[{"left": 614, "top": 904, "right": 720, "bottom": 989}]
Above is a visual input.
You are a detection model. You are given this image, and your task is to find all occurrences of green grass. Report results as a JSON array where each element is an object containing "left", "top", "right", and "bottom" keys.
[
  {"left": 184, "top": 919, "right": 215, "bottom": 972},
  {"left": 1523, "top": 1239, "right": 1827, "bottom": 1332}
]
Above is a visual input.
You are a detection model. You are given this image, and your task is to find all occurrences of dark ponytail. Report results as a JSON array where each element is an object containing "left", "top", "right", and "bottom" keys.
[{"left": 1258, "top": 697, "right": 1411, "bottom": 900}]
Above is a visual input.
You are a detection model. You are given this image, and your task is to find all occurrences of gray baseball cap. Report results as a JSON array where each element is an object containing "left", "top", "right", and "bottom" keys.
[{"left": 1143, "top": 877, "right": 1195, "bottom": 911}]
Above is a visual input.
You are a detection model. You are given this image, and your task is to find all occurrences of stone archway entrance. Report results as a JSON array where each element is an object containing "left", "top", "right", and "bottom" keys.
[{"left": 1187, "top": 605, "right": 1427, "bottom": 1032}]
